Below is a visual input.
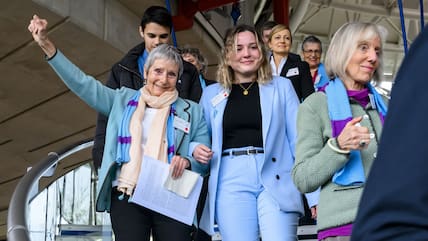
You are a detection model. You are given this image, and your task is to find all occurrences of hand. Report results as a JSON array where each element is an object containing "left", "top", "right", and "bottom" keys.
[
  {"left": 169, "top": 155, "right": 190, "bottom": 179},
  {"left": 337, "top": 116, "right": 372, "bottom": 151},
  {"left": 28, "top": 15, "right": 48, "bottom": 44},
  {"left": 310, "top": 205, "right": 317, "bottom": 219},
  {"left": 28, "top": 15, "right": 56, "bottom": 57},
  {"left": 192, "top": 144, "right": 213, "bottom": 164}
]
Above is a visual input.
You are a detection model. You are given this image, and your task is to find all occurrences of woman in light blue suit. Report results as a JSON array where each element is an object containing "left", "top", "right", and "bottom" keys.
[{"left": 194, "top": 25, "right": 318, "bottom": 241}]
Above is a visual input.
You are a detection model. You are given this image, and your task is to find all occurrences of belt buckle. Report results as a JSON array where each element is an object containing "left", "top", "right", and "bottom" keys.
[{"left": 247, "top": 148, "right": 256, "bottom": 155}]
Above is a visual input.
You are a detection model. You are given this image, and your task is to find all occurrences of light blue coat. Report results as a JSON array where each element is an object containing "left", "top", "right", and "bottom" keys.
[
  {"left": 48, "top": 51, "right": 211, "bottom": 212},
  {"left": 199, "top": 76, "right": 318, "bottom": 235}
]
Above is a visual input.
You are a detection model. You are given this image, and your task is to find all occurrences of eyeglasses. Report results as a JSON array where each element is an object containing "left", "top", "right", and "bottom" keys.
[{"left": 303, "top": 49, "right": 321, "bottom": 56}]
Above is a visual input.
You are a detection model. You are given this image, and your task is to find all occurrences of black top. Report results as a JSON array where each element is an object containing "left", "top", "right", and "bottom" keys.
[{"left": 222, "top": 82, "right": 263, "bottom": 150}]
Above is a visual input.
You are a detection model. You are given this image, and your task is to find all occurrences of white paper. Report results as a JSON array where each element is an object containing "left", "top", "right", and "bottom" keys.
[
  {"left": 129, "top": 156, "right": 203, "bottom": 225},
  {"left": 164, "top": 168, "right": 200, "bottom": 198}
]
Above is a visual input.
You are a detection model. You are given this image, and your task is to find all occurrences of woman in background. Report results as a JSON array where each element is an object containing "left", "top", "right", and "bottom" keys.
[
  {"left": 181, "top": 46, "right": 216, "bottom": 94},
  {"left": 301, "top": 35, "right": 329, "bottom": 91},
  {"left": 268, "top": 24, "right": 314, "bottom": 101}
]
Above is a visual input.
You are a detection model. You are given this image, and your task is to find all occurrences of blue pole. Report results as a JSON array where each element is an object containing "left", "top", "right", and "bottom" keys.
[
  {"left": 420, "top": 0, "right": 425, "bottom": 29},
  {"left": 165, "top": 0, "right": 178, "bottom": 47},
  {"left": 397, "top": 0, "right": 408, "bottom": 54}
]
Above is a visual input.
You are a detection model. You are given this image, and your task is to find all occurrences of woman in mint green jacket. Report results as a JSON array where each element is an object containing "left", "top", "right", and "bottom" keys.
[
  {"left": 292, "top": 22, "right": 388, "bottom": 241},
  {"left": 29, "top": 15, "right": 210, "bottom": 241}
]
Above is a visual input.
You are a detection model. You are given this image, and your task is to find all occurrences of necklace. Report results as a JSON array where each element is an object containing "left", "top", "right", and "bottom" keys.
[{"left": 238, "top": 81, "right": 256, "bottom": 95}]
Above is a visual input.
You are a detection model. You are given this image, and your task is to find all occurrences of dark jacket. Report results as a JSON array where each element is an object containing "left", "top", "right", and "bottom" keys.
[
  {"left": 188, "top": 75, "right": 216, "bottom": 103},
  {"left": 204, "top": 78, "right": 216, "bottom": 86},
  {"left": 351, "top": 26, "right": 428, "bottom": 241},
  {"left": 288, "top": 52, "right": 301, "bottom": 62},
  {"left": 92, "top": 42, "right": 200, "bottom": 169},
  {"left": 279, "top": 56, "right": 314, "bottom": 102}
]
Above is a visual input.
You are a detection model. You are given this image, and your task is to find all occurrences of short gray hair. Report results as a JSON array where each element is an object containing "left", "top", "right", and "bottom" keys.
[
  {"left": 144, "top": 44, "right": 183, "bottom": 79},
  {"left": 325, "top": 22, "right": 386, "bottom": 83}
]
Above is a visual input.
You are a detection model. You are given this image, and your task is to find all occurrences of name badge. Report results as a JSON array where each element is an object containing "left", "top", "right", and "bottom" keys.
[
  {"left": 211, "top": 91, "right": 229, "bottom": 107},
  {"left": 174, "top": 116, "right": 191, "bottom": 134},
  {"left": 286, "top": 67, "right": 299, "bottom": 77}
]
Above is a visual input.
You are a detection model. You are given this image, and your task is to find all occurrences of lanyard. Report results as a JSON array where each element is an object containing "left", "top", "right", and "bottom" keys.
[{"left": 166, "top": 103, "right": 176, "bottom": 163}]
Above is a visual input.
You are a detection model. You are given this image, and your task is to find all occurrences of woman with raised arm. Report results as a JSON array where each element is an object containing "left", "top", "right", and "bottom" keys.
[{"left": 28, "top": 15, "right": 210, "bottom": 241}]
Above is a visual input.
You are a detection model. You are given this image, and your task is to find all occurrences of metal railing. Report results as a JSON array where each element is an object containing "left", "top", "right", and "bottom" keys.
[
  {"left": 7, "top": 137, "right": 317, "bottom": 241},
  {"left": 7, "top": 139, "right": 94, "bottom": 241}
]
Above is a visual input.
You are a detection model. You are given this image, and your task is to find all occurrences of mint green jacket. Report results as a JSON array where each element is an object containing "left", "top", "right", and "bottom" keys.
[
  {"left": 48, "top": 51, "right": 210, "bottom": 212},
  {"left": 292, "top": 91, "right": 387, "bottom": 231}
]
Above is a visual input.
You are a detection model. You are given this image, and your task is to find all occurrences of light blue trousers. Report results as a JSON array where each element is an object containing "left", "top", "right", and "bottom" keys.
[{"left": 215, "top": 147, "right": 299, "bottom": 241}]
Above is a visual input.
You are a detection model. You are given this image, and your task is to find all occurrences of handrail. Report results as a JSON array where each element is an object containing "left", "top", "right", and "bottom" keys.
[{"left": 7, "top": 139, "right": 94, "bottom": 241}]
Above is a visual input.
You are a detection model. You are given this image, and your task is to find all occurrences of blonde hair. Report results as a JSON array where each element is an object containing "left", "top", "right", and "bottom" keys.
[
  {"left": 325, "top": 22, "right": 386, "bottom": 83},
  {"left": 268, "top": 24, "right": 292, "bottom": 43},
  {"left": 217, "top": 24, "right": 272, "bottom": 89}
]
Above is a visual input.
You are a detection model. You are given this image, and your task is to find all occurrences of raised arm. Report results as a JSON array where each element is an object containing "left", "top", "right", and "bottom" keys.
[
  {"left": 28, "top": 15, "right": 56, "bottom": 58},
  {"left": 27, "top": 14, "right": 117, "bottom": 116}
]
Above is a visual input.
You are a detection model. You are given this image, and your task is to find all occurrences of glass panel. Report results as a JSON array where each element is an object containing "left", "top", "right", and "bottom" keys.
[
  {"left": 28, "top": 163, "right": 113, "bottom": 241},
  {"left": 28, "top": 188, "right": 48, "bottom": 240}
]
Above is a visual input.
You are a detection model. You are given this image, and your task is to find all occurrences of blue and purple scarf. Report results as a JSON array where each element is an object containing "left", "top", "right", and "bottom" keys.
[
  {"left": 325, "top": 78, "right": 387, "bottom": 186},
  {"left": 116, "top": 91, "right": 176, "bottom": 165}
]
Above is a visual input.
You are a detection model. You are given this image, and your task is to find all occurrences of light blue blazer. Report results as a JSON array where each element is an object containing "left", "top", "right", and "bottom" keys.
[
  {"left": 48, "top": 51, "right": 211, "bottom": 212},
  {"left": 199, "top": 76, "right": 318, "bottom": 235}
]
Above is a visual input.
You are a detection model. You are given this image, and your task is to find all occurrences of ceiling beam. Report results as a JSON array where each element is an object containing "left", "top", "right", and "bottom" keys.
[
  {"left": 289, "top": 0, "right": 311, "bottom": 33},
  {"left": 310, "top": 0, "right": 428, "bottom": 20}
]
